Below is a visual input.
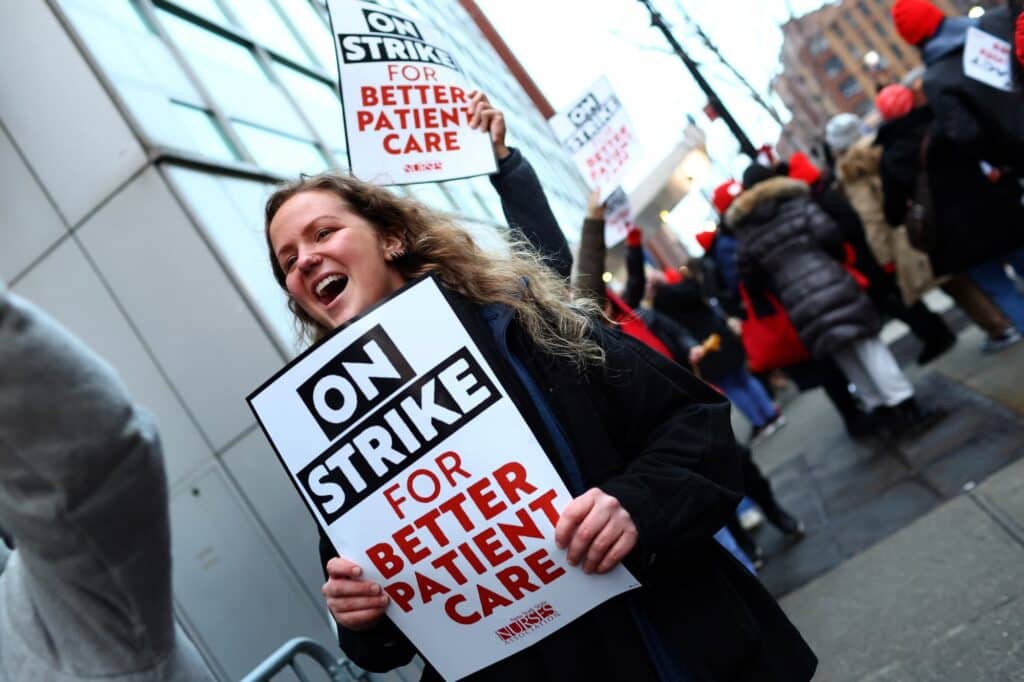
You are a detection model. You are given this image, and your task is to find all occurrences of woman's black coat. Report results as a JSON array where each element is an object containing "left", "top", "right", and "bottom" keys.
[
  {"left": 877, "top": 106, "right": 1024, "bottom": 276},
  {"left": 319, "top": 295, "right": 816, "bottom": 681},
  {"left": 726, "top": 176, "right": 880, "bottom": 358}
]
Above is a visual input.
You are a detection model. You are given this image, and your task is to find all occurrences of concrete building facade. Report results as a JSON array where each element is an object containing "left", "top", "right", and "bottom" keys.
[{"left": 0, "top": 0, "right": 590, "bottom": 679}]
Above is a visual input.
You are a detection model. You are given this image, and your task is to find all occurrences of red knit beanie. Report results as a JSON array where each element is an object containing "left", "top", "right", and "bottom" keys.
[
  {"left": 876, "top": 84, "right": 915, "bottom": 120},
  {"left": 711, "top": 180, "right": 743, "bottom": 215},
  {"left": 788, "top": 152, "right": 821, "bottom": 185},
  {"left": 695, "top": 230, "right": 716, "bottom": 252},
  {"left": 891, "top": 0, "right": 945, "bottom": 46},
  {"left": 1016, "top": 12, "right": 1024, "bottom": 69}
]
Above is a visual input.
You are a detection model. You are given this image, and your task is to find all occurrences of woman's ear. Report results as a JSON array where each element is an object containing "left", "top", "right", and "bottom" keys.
[{"left": 381, "top": 232, "right": 406, "bottom": 261}]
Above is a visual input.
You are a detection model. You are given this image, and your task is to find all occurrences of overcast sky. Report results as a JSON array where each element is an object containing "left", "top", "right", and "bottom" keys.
[{"left": 475, "top": 0, "right": 831, "bottom": 246}]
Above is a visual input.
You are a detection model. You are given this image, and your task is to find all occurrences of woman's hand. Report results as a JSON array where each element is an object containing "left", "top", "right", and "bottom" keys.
[
  {"left": 555, "top": 488, "right": 638, "bottom": 574},
  {"left": 467, "top": 90, "right": 510, "bottom": 160},
  {"left": 322, "top": 556, "right": 389, "bottom": 631}
]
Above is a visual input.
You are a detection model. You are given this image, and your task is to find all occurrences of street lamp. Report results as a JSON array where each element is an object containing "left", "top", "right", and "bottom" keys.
[
  {"left": 863, "top": 50, "right": 881, "bottom": 69},
  {"left": 967, "top": 6, "right": 985, "bottom": 18}
]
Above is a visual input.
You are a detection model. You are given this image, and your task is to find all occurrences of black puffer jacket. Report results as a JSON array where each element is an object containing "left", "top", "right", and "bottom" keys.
[
  {"left": 920, "top": 10, "right": 1024, "bottom": 173},
  {"left": 726, "top": 177, "right": 880, "bottom": 358},
  {"left": 877, "top": 105, "right": 1024, "bottom": 276}
]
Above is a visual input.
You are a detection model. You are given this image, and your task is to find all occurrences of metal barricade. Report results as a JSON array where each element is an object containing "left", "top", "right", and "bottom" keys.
[{"left": 241, "top": 637, "right": 370, "bottom": 682}]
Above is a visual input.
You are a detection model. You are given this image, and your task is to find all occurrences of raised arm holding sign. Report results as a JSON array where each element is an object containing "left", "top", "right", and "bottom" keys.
[
  {"left": 252, "top": 172, "right": 816, "bottom": 680},
  {"left": 327, "top": 0, "right": 497, "bottom": 184}
]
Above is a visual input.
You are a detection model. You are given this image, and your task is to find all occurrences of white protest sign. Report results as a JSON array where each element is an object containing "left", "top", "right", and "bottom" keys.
[
  {"left": 603, "top": 186, "right": 634, "bottom": 247},
  {"left": 327, "top": 0, "right": 497, "bottom": 184},
  {"left": 549, "top": 77, "right": 637, "bottom": 201},
  {"left": 963, "top": 26, "right": 1014, "bottom": 92},
  {"left": 248, "top": 277, "right": 638, "bottom": 681}
]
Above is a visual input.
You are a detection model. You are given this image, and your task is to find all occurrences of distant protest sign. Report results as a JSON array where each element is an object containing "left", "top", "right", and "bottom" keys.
[
  {"left": 326, "top": 0, "right": 497, "bottom": 184},
  {"left": 248, "top": 277, "right": 638, "bottom": 681},
  {"left": 549, "top": 77, "right": 637, "bottom": 200},
  {"left": 603, "top": 186, "right": 634, "bottom": 247},
  {"left": 963, "top": 27, "right": 1014, "bottom": 92}
]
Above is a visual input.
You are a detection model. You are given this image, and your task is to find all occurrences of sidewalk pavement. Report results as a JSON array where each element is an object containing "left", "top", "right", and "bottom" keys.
[{"left": 745, "top": 324, "right": 1024, "bottom": 681}]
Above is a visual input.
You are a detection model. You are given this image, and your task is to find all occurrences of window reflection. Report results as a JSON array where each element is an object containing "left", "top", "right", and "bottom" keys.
[
  {"left": 219, "top": 0, "right": 313, "bottom": 66},
  {"left": 164, "top": 0, "right": 231, "bottom": 26},
  {"left": 274, "top": 0, "right": 337, "bottom": 72},
  {"left": 272, "top": 62, "right": 346, "bottom": 152},
  {"left": 233, "top": 121, "right": 328, "bottom": 177}
]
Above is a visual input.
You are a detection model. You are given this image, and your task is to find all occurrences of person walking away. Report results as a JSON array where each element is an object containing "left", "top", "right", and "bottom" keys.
[
  {"left": 875, "top": 82, "right": 1024, "bottom": 350},
  {"left": 789, "top": 148, "right": 957, "bottom": 365},
  {"left": 892, "top": 0, "right": 1024, "bottom": 175},
  {"left": 727, "top": 167, "right": 927, "bottom": 435}
]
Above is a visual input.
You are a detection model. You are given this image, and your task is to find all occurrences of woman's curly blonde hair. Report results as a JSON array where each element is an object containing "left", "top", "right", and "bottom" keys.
[{"left": 265, "top": 174, "right": 605, "bottom": 369}]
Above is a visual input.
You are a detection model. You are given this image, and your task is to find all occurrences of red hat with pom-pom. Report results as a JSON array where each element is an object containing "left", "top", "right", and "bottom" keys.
[
  {"left": 876, "top": 84, "right": 915, "bottom": 121},
  {"left": 711, "top": 180, "right": 743, "bottom": 215},
  {"left": 891, "top": 0, "right": 945, "bottom": 46},
  {"left": 788, "top": 152, "right": 821, "bottom": 185}
]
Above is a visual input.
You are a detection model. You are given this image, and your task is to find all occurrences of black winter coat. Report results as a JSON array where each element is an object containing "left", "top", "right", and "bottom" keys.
[
  {"left": 921, "top": 10, "right": 1024, "bottom": 173},
  {"left": 652, "top": 279, "right": 746, "bottom": 383},
  {"left": 320, "top": 295, "right": 816, "bottom": 681},
  {"left": 489, "top": 148, "right": 573, "bottom": 279},
  {"left": 877, "top": 105, "right": 1024, "bottom": 276},
  {"left": 726, "top": 177, "right": 880, "bottom": 358}
]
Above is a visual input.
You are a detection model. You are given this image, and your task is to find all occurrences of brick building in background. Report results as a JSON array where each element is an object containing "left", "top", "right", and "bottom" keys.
[{"left": 773, "top": 0, "right": 1001, "bottom": 160}]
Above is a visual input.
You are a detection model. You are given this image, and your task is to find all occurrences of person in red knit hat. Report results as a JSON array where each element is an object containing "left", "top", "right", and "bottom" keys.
[
  {"left": 875, "top": 84, "right": 915, "bottom": 122},
  {"left": 891, "top": 0, "right": 945, "bottom": 45},
  {"left": 893, "top": 0, "right": 1024, "bottom": 173}
]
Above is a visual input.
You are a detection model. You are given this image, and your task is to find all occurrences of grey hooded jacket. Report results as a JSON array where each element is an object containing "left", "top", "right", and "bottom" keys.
[{"left": 0, "top": 290, "right": 214, "bottom": 681}]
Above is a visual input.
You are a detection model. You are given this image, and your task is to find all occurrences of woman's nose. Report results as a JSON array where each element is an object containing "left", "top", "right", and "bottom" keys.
[{"left": 297, "top": 251, "right": 321, "bottom": 274}]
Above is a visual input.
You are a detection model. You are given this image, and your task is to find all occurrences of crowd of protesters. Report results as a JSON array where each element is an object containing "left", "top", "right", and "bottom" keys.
[{"left": 3, "top": 0, "right": 1024, "bottom": 680}]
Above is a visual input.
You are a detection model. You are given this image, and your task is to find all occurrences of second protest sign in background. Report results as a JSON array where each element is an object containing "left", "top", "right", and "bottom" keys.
[
  {"left": 327, "top": 0, "right": 497, "bottom": 184},
  {"left": 249, "top": 277, "right": 638, "bottom": 681}
]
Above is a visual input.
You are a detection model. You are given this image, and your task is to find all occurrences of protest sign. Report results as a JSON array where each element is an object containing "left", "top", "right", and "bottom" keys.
[
  {"left": 549, "top": 77, "right": 637, "bottom": 201},
  {"left": 248, "top": 277, "right": 639, "bottom": 681},
  {"left": 603, "top": 186, "right": 634, "bottom": 247},
  {"left": 963, "top": 26, "right": 1014, "bottom": 92},
  {"left": 326, "top": 0, "right": 497, "bottom": 184}
]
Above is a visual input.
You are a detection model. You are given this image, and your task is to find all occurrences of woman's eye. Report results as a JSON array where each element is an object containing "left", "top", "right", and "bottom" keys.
[
  {"left": 315, "top": 228, "right": 333, "bottom": 241},
  {"left": 283, "top": 256, "right": 297, "bottom": 272}
]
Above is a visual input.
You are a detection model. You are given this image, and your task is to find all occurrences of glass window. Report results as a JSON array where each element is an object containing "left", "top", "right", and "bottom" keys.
[
  {"left": 467, "top": 177, "right": 504, "bottom": 223},
  {"left": 159, "top": 9, "right": 266, "bottom": 78},
  {"left": 274, "top": 0, "right": 337, "bottom": 71},
  {"left": 839, "top": 76, "right": 863, "bottom": 98},
  {"left": 439, "top": 180, "right": 489, "bottom": 221},
  {"left": 824, "top": 56, "right": 843, "bottom": 77},
  {"left": 169, "top": 102, "right": 239, "bottom": 160},
  {"left": 164, "top": 166, "right": 298, "bottom": 351},
  {"left": 219, "top": 0, "right": 313, "bottom": 66},
  {"left": 404, "top": 183, "right": 455, "bottom": 214},
  {"left": 158, "top": 9, "right": 311, "bottom": 137},
  {"left": 234, "top": 121, "right": 329, "bottom": 177},
  {"left": 57, "top": 0, "right": 249, "bottom": 161},
  {"left": 165, "top": 0, "right": 231, "bottom": 26},
  {"left": 808, "top": 35, "right": 829, "bottom": 55},
  {"left": 272, "top": 62, "right": 346, "bottom": 153}
]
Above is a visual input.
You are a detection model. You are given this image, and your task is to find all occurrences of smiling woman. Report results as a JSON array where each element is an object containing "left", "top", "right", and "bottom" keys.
[{"left": 261, "top": 171, "right": 816, "bottom": 681}]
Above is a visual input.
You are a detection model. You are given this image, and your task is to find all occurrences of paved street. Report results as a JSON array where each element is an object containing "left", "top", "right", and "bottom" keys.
[{"left": 746, "top": 321, "right": 1024, "bottom": 681}]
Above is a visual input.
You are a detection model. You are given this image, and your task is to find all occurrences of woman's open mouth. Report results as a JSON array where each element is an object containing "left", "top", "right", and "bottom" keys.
[{"left": 314, "top": 273, "right": 349, "bottom": 305}]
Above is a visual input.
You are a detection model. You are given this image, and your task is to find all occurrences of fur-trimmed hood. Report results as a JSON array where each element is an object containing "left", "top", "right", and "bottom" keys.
[
  {"left": 836, "top": 139, "right": 882, "bottom": 184},
  {"left": 725, "top": 176, "right": 809, "bottom": 228}
]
